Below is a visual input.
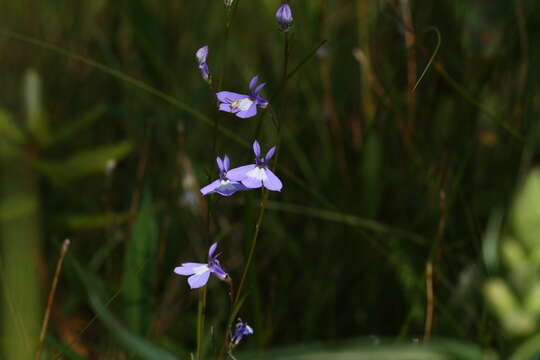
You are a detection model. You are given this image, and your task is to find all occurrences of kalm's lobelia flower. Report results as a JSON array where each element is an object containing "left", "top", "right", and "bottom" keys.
[
  {"left": 200, "top": 155, "right": 246, "bottom": 196},
  {"left": 227, "top": 140, "right": 283, "bottom": 191},
  {"left": 275, "top": 3, "right": 293, "bottom": 32},
  {"left": 173, "top": 243, "right": 228, "bottom": 289},
  {"left": 230, "top": 318, "right": 254, "bottom": 347},
  {"left": 216, "top": 75, "right": 269, "bottom": 119},
  {"left": 196, "top": 45, "right": 210, "bottom": 82}
]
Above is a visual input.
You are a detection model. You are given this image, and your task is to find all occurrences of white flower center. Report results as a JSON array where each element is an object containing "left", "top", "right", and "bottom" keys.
[
  {"left": 220, "top": 179, "right": 230, "bottom": 185},
  {"left": 230, "top": 98, "right": 254, "bottom": 111},
  {"left": 246, "top": 166, "right": 268, "bottom": 181},
  {"left": 193, "top": 264, "right": 209, "bottom": 275}
]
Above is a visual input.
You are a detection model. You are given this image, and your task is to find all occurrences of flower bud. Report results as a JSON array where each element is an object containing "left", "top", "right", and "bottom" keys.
[
  {"left": 275, "top": 3, "right": 293, "bottom": 32},
  {"left": 195, "top": 45, "right": 211, "bottom": 83}
]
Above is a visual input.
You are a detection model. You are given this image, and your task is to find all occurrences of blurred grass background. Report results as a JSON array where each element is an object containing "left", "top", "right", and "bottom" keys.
[{"left": 1, "top": 0, "right": 540, "bottom": 359}]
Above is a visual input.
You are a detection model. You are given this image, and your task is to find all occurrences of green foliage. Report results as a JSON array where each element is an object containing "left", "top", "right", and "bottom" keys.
[
  {"left": 123, "top": 189, "right": 158, "bottom": 336},
  {"left": 69, "top": 254, "right": 178, "bottom": 360},
  {"left": 1, "top": 0, "right": 540, "bottom": 358},
  {"left": 484, "top": 169, "right": 540, "bottom": 341},
  {"left": 35, "top": 140, "right": 133, "bottom": 184}
]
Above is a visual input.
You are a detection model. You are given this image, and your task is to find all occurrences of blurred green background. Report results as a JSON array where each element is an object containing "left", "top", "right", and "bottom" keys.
[{"left": 1, "top": 0, "right": 540, "bottom": 359}]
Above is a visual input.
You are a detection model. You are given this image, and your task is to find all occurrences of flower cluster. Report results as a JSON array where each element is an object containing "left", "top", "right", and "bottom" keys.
[
  {"left": 201, "top": 140, "right": 282, "bottom": 195},
  {"left": 177, "top": 2, "right": 295, "bottom": 351},
  {"left": 173, "top": 243, "right": 254, "bottom": 345}
]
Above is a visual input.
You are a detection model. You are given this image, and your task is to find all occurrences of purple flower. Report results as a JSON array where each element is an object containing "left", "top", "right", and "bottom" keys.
[
  {"left": 216, "top": 75, "right": 269, "bottom": 119},
  {"left": 173, "top": 242, "right": 228, "bottom": 289},
  {"left": 275, "top": 3, "right": 293, "bottom": 32},
  {"left": 227, "top": 140, "right": 283, "bottom": 191},
  {"left": 196, "top": 45, "right": 210, "bottom": 82},
  {"left": 200, "top": 155, "right": 246, "bottom": 196},
  {"left": 230, "top": 318, "right": 253, "bottom": 346}
]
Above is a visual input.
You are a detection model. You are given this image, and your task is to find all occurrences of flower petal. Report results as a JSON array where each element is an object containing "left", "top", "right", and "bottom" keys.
[
  {"left": 200, "top": 179, "right": 221, "bottom": 196},
  {"left": 223, "top": 155, "right": 230, "bottom": 171},
  {"left": 216, "top": 156, "right": 224, "bottom": 172},
  {"left": 255, "top": 95, "right": 269, "bottom": 108},
  {"left": 198, "top": 63, "right": 210, "bottom": 81},
  {"left": 174, "top": 262, "right": 207, "bottom": 276},
  {"left": 249, "top": 75, "right": 259, "bottom": 92},
  {"left": 262, "top": 168, "right": 283, "bottom": 191},
  {"left": 215, "top": 181, "right": 245, "bottom": 196},
  {"left": 219, "top": 103, "right": 236, "bottom": 113},
  {"left": 217, "top": 91, "right": 248, "bottom": 103},
  {"left": 265, "top": 146, "right": 276, "bottom": 162},
  {"left": 254, "top": 82, "right": 266, "bottom": 95},
  {"left": 210, "top": 262, "right": 228, "bottom": 280},
  {"left": 253, "top": 140, "right": 261, "bottom": 158},
  {"left": 227, "top": 164, "right": 256, "bottom": 181},
  {"left": 208, "top": 242, "right": 218, "bottom": 258},
  {"left": 196, "top": 45, "right": 208, "bottom": 64},
  {"left": 188, "top": 270, "right": 211, "bottom": 289},
  {"left": 242, "top": 176, "right": 263, "bottom": 189},
  {"left": 236, "top": 103, "right": 257, "bottom": 118}
]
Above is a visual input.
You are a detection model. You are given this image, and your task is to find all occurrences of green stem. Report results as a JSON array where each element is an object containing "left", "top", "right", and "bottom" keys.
[
  {"left": 283, "top": 32, "right": 289, "bottom": 84},
  {"left": 252, "top": 39, "right": 325, "bottom": 141},
  {"left": 218, "top": 1, "right": 240, "bottom": 91},
  {"left": 196, "top": 286, "right": 207, "bottom": 360},
  {"left": 234, "top": 189, "right": 269, "bottom": 304}
]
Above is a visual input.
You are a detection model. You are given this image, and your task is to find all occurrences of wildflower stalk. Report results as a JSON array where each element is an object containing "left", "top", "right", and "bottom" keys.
[
  {"left": 252, "top": 39, "right": 326, "bottom": 140},
  {"left": 196, "top": 286, "right": 207, "bottom": 360},
  {"left": 35, "top": 239, "right": 70, "bottom": 360},
  {"left": 234, "top": 188, "right": 269, "bottom": 305},
  {"left": 283, "top": 32, "right": 289, "bottom": 84},
  {"left": 223, "top": 19, "right": 290, "bottom": 353},
  {"left": 218, "top": 1, "right": 240, "bottom": 91}
]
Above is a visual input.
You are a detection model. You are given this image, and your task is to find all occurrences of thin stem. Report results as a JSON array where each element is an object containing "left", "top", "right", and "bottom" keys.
[
  {"left": 35, "top": 239, "right": 70, "bottom": 360},
  {"left": 234, "top": 189, "right": 269, "bottom": 304},
  {"left": 424, "top": 262, "right": 434, "bottom": 342},
  {"left": 213, "top": 2, "right": 237, "bottom": 156},
  {"left": 283, "top": 32, "right": 289, "bottom": 84},
  {"left": 252, "top": 39, "right": 326, "bottom": 141},
  {"left": 196, "top": 286, "right": 208, "bottom": 360},
  {"left": 218, "top": 1, "right": 240, "bottom": 91}
]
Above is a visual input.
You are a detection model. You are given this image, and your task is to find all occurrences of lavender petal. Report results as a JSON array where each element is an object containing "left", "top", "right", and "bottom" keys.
[
  {"left": 219, "top": 103, "right": 236, "bottom": 113},
  {"left": 262, "top": 168, "right": 283, "bottom": 191},
  {"left": 200, "top": 179, "right": 221, "bottom": 196},
  {"left": 265, "top": 146, "right": 276, "bottom": 162},
  {"left": 215, "top": 181, "right": 245, "bottom": 196},
  {"left": 217, "top": 91, "right": 248, "bottom": 102},
  {"left": 241, "top": 175, "right": 263, "bottom": 189},
  {"left": 223, "top": 155, "right": 230, "bottom": 171},
  {"left": 252, "top": 140, "right": 261, "bottom": 158},
  {"left": 174, "top": 262, "right": 207, "bottom": 276},
  {"left": 208, "top": 242, "right": 218, "bottom": 258},
  {"left": 236, "top": 103, "right": 258, "bottom": 118},
  {"left": 216, "top": 156, "right": 224, "bottom": 172},
  {"left": 249, "top": 75, "right": 259, "bottom": 92},
  {"left": 210, "top": 262, "right": 228, "bottom": 280},
  {"left": 188, "top": 270, "right": 211, "bottom": 289},
  {"left": 196, "top": 45, "right": 208, "bottom": 63},
  {"left": 227, "top": 164, "right": 256, "bottom": 181},
  {"left": 254, "top": 82, "right": 266, "bottom": 95}
]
